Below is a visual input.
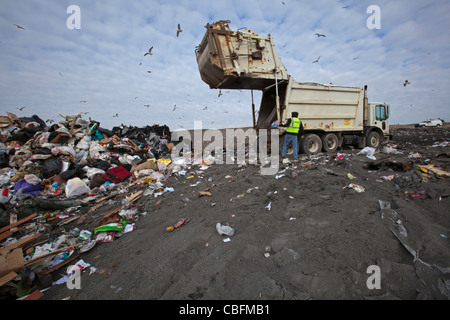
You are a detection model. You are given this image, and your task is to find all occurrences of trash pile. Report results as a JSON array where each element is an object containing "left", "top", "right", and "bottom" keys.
[{"left": 0, "top": 112, "right": 181, "bottom": 299}]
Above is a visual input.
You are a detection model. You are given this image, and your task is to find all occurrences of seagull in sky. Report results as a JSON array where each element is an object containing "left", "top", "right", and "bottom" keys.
[
  {"left": 16, "top": 106, "right": 26, "bottom": 111},
  {"left": 113, "top": 113, "right": 118, "bottom": 117},
  {"left": 147, "top": 70, "right": 152, "bottom": 73},
  {"left": 342, "top": 6, "right": 350, "bottom": 10},
  {"left": 144, "top": 104, "right": 150, "bottom": 108},
  {"left": 203, "top": 106, "right": 208, "bottom": 110},
  {"left": 177, "top": 24, "right": 182, "bottom": 37},
  {"left": 80, "top": 100, "right": 87, "bottom": 103},
  {"left": 13, "top": 24, "right": 25, "bottom": 30},
  {"left": 314, "top": 33, "right": 326, "bottom": 38},
  {"left": 312, "top": 56, "right": 320, "bottom": 63},
  {"left": 144, "top": 47, "right": 153, "bottom": 56},
  {"left": 173, "top": 105, "right": 177, "bottom": 111},
  {"left": 218, "top": 89, "right": 222, "bottom": 97},
  {"left": 403, "top": 80, "right": 411, "bottom": 87}
]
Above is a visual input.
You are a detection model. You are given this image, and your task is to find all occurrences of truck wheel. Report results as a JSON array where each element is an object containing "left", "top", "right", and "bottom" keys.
[
  {"left": 322, "top": 133, "right": 338, "bottom": 152},
  {"left": 366, "top": 131, "right": 381, "bottom": 148},
  {"left": 301, "top": 133, "right": 322, "bottom": 155}
]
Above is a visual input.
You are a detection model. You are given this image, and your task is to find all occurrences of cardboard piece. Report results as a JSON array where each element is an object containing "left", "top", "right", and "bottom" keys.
[{"left": 0, "top": 248, "right": 24, "bottom": 278}]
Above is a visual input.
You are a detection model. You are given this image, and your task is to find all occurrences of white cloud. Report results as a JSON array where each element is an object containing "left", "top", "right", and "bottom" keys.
[{"left": 0, "top": 0, "right": 449, "bottom": 130}]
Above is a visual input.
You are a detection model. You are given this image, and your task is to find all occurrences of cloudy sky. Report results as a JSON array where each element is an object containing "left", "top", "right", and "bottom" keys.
[{"left": 1, "top": 0, "right": 449, "bottom": 130}]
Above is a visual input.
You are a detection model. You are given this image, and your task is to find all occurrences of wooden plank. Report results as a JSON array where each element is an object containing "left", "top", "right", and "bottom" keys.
[
  {"left": 0, "top": 213, "right": 37, "bottom": 234},
  {"left": 23, "top": 290, "right": 44, "bottom": 300},
  {"left": 0, "top": 231, "right": 13, "bottom": 243},
  {"left": 0, "top": 233, "right": 41, "bottom": 254},
  {"left": 39, "top": 253, "right": 80, "bottom": 276},
  {"left": 0, "top": 271, "right": 18, "bottom": 287},
  {"left": 23, "top": 242, "right": 87, "bottom": 268}
]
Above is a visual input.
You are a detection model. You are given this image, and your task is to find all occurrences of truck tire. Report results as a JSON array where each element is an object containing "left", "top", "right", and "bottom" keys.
[
  {"left": 366, "top": 131, "right": 381, "bottom": 148},
  {"left": 322, "top": 133, "right": 338, "bottom": 152},
  {"left": 300, "top": 133, "right": 322, "bottom": 155}
]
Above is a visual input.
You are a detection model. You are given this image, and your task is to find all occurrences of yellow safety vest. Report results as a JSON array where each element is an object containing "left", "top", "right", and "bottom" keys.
[{"left": 286, "top": 117, "right": 300, "bottom": 134}]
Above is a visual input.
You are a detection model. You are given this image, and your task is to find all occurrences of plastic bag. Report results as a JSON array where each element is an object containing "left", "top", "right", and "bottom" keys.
[
  {"left": 65, "top": 177, "right": 90, "bottom": 198},
  {"left": 76, "top": 135, "right": 91, "bottom": 150},
  {"left": 24, "top": 174, "right": 42, "bottom": 185},
  {"left": 357, "top": 147, "right": 376, "bottom": 160},
  {"left": 216, "top": 223, "right": 235, "bottom": 236},
  {"left": 51, "top": 146, "right": 76, "bottom": 159}
]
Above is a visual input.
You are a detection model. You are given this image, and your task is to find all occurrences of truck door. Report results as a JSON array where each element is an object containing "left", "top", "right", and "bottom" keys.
[{"left": 375, "top": 104, "right": 388, "bottom": 132}]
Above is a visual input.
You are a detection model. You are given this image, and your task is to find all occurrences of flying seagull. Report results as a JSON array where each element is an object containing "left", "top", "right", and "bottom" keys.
[
  {"left": 13, "top": 24, "right": 25, "bottom": 30},
  {"left": 59, "top": 72, "right": 63, "bottom": 77},
  {"left": 203, "top": 106, "right": 208, "bottom": 110},
  {"left": 113, "top": 113, "right": 118, "bottom": 117},
  {"left": 312, "top": 56, "right": 320, "bottom": 63},
  {"left": 173, "top": 105, "right": 177, "bottom": 111},
  {"left": 16, "top": 106, "right": 26, "bottom": 111},
  {"left": 403, "top": 80, "right": 411, "bottom": 87},
  {"left": 80, "top": 100, "right": 87, "bottom": 103},
  {"left": 177, "top": 24, "right": 182, "bottom": 37},
  {"left": 144, "top": 104, "right": 150, "bottom": 108},
  {"left": 343, "top": 6, "right": 350, "bottom": 10},
  {"left": 314, "top": 33, "right": 326, "bottom": 37},
  {"left": 218, "top": 89, "right": 222, "bottom": 97},
  {"left": 144, "top": 47, "right": 153, "bottom": 56}
]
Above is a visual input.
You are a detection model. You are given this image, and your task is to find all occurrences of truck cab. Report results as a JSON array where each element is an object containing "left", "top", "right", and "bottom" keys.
[{"left": 366, "top": 102, "right": 391, "bottom": 146}]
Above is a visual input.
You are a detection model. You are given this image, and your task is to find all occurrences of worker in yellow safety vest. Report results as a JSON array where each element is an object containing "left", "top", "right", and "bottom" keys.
[{"left": 279, "top": 112, "right": 304, "bottom": 159}]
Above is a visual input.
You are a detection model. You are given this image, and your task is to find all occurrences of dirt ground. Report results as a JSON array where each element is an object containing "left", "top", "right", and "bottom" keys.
[{"left": 40, "top": 124, "right": 450, "bottom": 301}]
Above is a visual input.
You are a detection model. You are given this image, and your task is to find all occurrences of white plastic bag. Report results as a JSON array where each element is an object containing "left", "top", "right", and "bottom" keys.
[
  {"left": 216, "top": 223, "right": 235, "bottom": 236},
  {"left": 76, "top": 135, "right": 91, "bottom": 150},
  {"left": 51, "top": 146, "right": 76, "bottom": 159},
  {"left": 65, "top": 177, "right": 90, "bottom": 198},
  {"left": 357, "top": 147, "right": 376, "bottom": 160},
  {"left": 24, "top": 174, "right": 42, "bottom": 185}
]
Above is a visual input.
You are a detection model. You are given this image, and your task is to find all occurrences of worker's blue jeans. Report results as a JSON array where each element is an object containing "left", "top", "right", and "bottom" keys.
[{"left": 281, "top": 134, "right": 298, "bottom": 158}]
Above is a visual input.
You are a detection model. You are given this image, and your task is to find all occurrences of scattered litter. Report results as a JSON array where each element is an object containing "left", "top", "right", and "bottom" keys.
[
  {"left": 347, "top": 173, "right": 356, "bottom": 179},
  {"left": 344, "top": 183, "right": 365, "bottom": 193},
  {"left": 216, "top": 223, "right": 235, "bottom": 236},
  {"left": 199, "top": 189, "right": 212, "bottom": 197},
  {"left": 417, "top": 164, "right": 450, "bottom": 178},
  {"left": 357, "top": 147, "right": 376, "bottom": 160},
  {"left": 173, "top": 218, "right": 189, "bottom": 230}
]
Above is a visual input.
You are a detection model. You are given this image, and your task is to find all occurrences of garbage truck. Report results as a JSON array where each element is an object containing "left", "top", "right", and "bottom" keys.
[{"left": 195, "top": 20, "right": 391, "bottom": 154}]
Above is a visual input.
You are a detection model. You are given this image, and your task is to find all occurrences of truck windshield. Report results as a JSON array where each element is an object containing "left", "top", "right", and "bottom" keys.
[{"left": 376, "top": 105, "right": 388, "bottom": 121}]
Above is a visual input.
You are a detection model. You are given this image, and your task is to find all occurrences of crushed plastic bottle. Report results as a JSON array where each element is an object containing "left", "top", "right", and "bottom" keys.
[{"left": 216, "top": 223, "right": 235, "bottom": 236}]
